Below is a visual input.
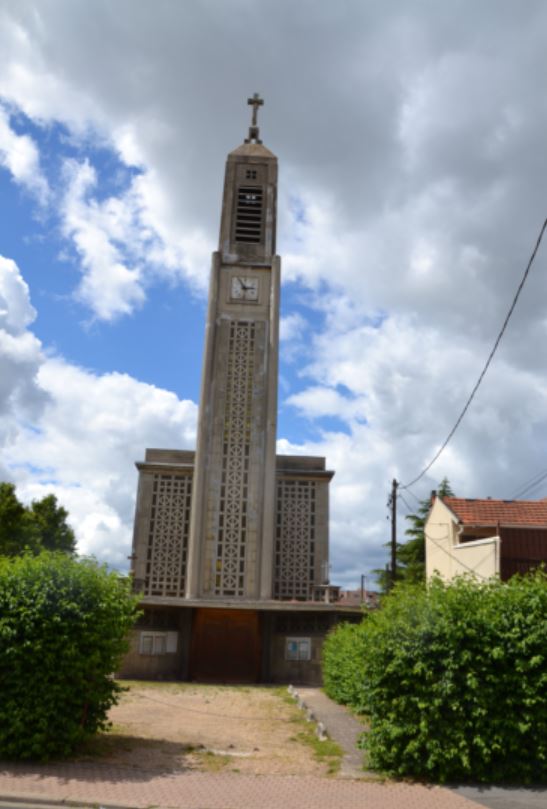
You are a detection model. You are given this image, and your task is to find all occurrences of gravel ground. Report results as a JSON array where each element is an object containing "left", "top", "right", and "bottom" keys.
[{"left": 78, "top": 682, "right": 333, "bottom": 776}]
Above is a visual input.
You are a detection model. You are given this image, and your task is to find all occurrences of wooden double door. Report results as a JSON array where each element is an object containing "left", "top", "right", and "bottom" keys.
[{"left": 190, "top": 608, "right": 261, "bottom": 683}]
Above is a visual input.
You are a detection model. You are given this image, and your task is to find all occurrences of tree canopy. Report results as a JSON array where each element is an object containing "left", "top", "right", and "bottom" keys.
[{"left": 0, "top": 483, "right": 76, "bottom": 557}]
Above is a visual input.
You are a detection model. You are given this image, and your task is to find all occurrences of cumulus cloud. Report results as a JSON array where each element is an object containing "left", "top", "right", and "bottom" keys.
[
  {"left": 2, "top": 1, "right": 547, "bottom": 584},
  {"left": 60, "top": 158, "right": 146, "bottom": 320},
  {"left": 0, "top": 256, "right": 48, "bottom": 480},
  {"left": 282, "top": 306, "right": 547, "bottom": 582},
  {"left": 0, "top": 255, "right": 37, "bottom": 333},
  {"left": 0, "top": 255, "right": 198, "bottom": 567},
  {"left": 0, "top": 105, "right": 49, "bottom": 202},
  {"left": 58, "top": 157, "right": 212, "bottom": 320},
  {"left": 9, "top": 357, "right": 198, "bottom": 567}
]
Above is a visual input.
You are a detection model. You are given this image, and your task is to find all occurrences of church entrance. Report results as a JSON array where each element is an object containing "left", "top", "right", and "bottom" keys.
[{"left": 190, "top": 608, "right": 261, "bottom": 683}]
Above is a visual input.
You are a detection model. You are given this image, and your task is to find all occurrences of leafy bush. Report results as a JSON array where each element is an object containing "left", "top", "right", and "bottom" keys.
[
  {"left": 323, "top": 621, "right": 368, "bottom": 713},
  {"left": 323, "top": 573, "right": 547, "bottom": 783},
  {"left": 0, "top": 552, "right": 139, "bottom": 760}
]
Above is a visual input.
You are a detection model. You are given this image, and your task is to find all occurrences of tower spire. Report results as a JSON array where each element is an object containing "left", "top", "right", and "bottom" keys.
[{"left": 245, "top": 92, "right": 264, "bottom": 144}]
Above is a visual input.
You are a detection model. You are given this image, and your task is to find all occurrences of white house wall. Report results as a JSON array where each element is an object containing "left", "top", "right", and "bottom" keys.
[{"left": 425, "top": 498, "right": 500, "bottom": 582}]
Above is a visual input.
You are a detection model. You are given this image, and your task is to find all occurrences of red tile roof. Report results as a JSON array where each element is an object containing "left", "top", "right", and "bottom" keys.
[{"left": 441, "top": 496, "right": 547, "bottom": 527}]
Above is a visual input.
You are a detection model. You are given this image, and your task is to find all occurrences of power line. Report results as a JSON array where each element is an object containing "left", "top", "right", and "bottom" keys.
[
  {"left": 401, "top": 217, "right": 547, "bottom": 491},
  {"left": 511, "top": 466, "right": 547, "bottom": 500},
  {"left": 513, "top": 471, "right": 547, "bottom": 500},
  {"left": 426, "top": 530, "right": 491, "bottom": 580},
  {"left": 398, "top": 491, "right": 414, "bottom": 512},
  {"left": 521, "top": 478, "right": 547, "bottom": 499},
  {"left": 403, "top": 486, "right": 423, "bottom": 506}
]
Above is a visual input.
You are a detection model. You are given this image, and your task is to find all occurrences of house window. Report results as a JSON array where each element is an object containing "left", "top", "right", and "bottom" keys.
[
  {"left": 139, "top": 631, "right": 178, "bottom": 655},
  {"left": 246, "top": 169, "right": 257, "bottom": 179},
  {"left": 285, "top": 637, "right": 311, "bottom": 661}
]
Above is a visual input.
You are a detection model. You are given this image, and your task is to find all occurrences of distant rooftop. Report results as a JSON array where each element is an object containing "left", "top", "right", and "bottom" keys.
[{"left": 441, "top": 496, "right": 547, "bottom": 527}]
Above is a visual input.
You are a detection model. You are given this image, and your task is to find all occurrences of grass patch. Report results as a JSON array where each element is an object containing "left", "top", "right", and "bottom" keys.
[
  {"left": 273, "top": 687, "right": 298, "bottom": 707},
  {"left": 273, "top": 688, "right": 343, "bottom": 776},
  {"left": 116, "top": 680, "right": 256, "bottom": 698},
  {"left": 294, "top": 726, "right": 343, "bottom": 775},
  {"left": 194, "top": 750, "right": 231, "bottom": 772},
  {"left": 116, "top": 679, "right": 194, "bottom": 692}
]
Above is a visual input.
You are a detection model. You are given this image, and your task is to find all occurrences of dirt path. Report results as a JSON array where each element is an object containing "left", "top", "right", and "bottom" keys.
[{"left": 79, "top": 683, "right": 339, "bottom": 777}]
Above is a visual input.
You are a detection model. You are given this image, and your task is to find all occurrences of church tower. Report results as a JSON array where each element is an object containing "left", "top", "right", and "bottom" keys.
[
  {"left": 185, "top": 95, "right": 279, "bottom": 600},
  {"left": 125, "top": 97, "right": 358, "bottom": 685}
]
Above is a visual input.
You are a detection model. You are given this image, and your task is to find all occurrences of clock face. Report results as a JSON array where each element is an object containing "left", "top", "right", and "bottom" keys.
[{"left": 231, "top": 276, "right": 259, "bottom": 302}]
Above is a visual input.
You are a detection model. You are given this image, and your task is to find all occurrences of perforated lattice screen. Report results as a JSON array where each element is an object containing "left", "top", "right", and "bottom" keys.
[
  {"left": 145, "top": 473, "right": 192, "bottom": 597},
  {"left": 274, "top": 480, "right": 316, "bottom": 600},
  {"left": 214, "top": 320, "right": 256, "bottom": 596}
]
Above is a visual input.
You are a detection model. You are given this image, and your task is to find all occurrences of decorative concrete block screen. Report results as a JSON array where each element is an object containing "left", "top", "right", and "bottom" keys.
[
  {"left": 145, "top": 473, "right": 192, "bottom": 597},
  {"left": 274, "top": 480, "right": 316, "bottom": 600},
  {"left": 215, "top": 320, "right": 256, "bottom": 596}
]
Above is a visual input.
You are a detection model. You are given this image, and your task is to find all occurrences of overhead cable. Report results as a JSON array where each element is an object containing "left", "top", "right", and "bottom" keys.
[
  {"left": 426, "top": 531, "right": 491, "bottom": 579},
  {"left": 511, "top": 468, "right": 547, "bottom": 500},
  {"left": 398, "top": 491, "right": 415, "bottom": 512},
  {"left": 401, "top": 217, "right": 547, "bottom": 491},
  {"left": 403, "top": 486, "right": 423, "bottom": 506}
]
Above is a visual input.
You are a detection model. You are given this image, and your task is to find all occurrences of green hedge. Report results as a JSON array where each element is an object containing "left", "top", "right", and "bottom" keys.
[
  {"left": 323, "top": 621, "right": 368, "bottom": 713},
  {"left": 322, "top": 573, "right": 547, "bottom": 782},
  {"left": 0, "top": 552, "right": 139, "bottom": 760}
]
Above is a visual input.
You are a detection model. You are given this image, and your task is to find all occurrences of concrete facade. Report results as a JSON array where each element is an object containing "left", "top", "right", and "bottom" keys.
[
  {"left": 131, "top": 449, "right": 334, "bottom": 604},
  {"left": 124, "top": 99, "right": 361, "bottom": 684}
]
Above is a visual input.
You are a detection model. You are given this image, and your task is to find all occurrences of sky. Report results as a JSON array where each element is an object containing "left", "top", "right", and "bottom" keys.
[{"left": 1, "top": 0, "right": 547, "bottom": 588}]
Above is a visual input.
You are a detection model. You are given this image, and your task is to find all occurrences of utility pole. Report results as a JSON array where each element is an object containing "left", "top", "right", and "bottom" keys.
[{"left": 390, "top": 478, "right": 398, "bottom": 589}]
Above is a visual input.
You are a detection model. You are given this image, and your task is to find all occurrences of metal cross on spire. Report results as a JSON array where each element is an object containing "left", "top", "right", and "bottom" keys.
[{"left": 245, "top": 92, "right": 264, "bottom": 144}]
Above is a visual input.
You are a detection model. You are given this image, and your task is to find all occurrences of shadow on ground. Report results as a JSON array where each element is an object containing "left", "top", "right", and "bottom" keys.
[
  {"left": 76, "top": 732, "right": 201, "bottom": 771},
  {"left": 0, "top": 733, "right": 227, "bottom": 784}
]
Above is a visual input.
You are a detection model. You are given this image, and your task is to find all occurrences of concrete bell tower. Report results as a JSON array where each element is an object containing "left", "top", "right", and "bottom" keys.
[
  {"left": 185, "top": 94, "right": 280, "bottom": 600},
  {"left": 124, "top": 97, "right": 357, "bottom": 686}
]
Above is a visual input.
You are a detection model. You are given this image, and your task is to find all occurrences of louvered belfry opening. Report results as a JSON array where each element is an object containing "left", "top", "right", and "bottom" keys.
[{"left": 235, "top": 185, "right": 263, "bottom": 243}]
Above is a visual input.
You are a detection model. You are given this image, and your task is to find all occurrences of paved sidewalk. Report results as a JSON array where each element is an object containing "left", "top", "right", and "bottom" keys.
[
  {"left": 296, "top": 687, "right": 366, "bottom": 777},
  {"left": 0, "top": 761, "right": 484, "bottom": 809},
  {"left": 450, "top": 784, "right": 547, "bottom": 809}
]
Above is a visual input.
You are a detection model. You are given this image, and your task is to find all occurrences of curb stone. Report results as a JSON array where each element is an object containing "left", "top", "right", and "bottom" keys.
[
  {"left": 292, "top": 687, "right": 369, "bottom": 778},
  {"left": 0, "top": 793, "right": 137, "bottom": 809},
  {"left": 287, "top": 686, "right": 327, "bottom": 742}
]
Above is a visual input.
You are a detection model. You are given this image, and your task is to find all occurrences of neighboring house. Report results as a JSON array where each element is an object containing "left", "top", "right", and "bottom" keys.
[
  {"left": 338, "top": 589, "right": 380, "bottom": 609},
  {"left": 425, "top": 495, "right": 547, "bottom": 582}
]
